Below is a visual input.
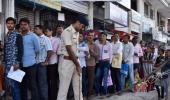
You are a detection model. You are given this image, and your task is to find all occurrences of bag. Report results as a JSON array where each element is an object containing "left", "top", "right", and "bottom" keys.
[
  {"left": 134, "top": 82, "right": 148, "bottom": 92},
  {"left": 102, "top": 70, "right": 113, "bottom": 86},
  {"left": 120, "top": 64, "right": 129, "bottom": 76}
]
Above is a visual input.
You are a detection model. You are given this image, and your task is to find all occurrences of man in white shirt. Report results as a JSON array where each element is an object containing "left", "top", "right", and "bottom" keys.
[
  {"left": 132, "top": 37, "right": 143, "bottom": 78},
  {"left": 78, "top": 33, "right": 89, "bottom": 100},
  {"left": 122, "top": 35, "right": 135, "bottom": 92},
  {"left": 34, "top": 25, "right": 53, "bottom": 100},
  {"left": 95, "top": 32, "right": 112, "bottom": 95},
  {"left": 111, "top": 34, "right": 123, "bottom": 92}
]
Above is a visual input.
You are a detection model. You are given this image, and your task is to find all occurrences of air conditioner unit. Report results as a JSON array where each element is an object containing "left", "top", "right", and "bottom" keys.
[
  {"left": 149, "top": 27, "right": 153, "bottom": 33},
  {"left": 158, "top": 26, "right": 165, "bottom": 32}
]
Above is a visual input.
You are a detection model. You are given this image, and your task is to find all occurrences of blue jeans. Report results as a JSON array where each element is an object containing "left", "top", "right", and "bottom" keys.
[
  {"left": 163, "top": 78, "right": 169, "bottom": 100},
  {"left": 121, "top": 64, "right": 134, "bottom": 91},
  {"left": 37, "top": 63, "right": 48, "bottom": 100},
  {"left": 11, "top": 80, "right": 21, "bottom": 100},
  {"left": 120, "top": 73, "right": 127, "bottom": 90},
  {"left": 95, "top": 61, "right": 110, "bottom": 95},
  {"left": 82, "top": 67, "right": 87, "bottom": 96}
]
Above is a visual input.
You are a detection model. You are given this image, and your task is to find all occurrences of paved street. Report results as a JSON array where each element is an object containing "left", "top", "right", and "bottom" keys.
[{"left": 90, "top": 90, "right": 158, "bottom": 100}]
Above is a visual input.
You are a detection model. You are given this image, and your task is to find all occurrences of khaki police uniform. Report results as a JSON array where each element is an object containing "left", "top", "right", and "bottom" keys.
[{"left": 57, "top": 25, "right": 83, "bottom": 100}]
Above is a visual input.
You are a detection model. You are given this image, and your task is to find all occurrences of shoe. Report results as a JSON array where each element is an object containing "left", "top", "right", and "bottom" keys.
[
  {"left": 0, "top": 90, "right": 5, "bottom": 96},
  {"left": 83, "top": 96, "right": 88, "bottom": 100}
]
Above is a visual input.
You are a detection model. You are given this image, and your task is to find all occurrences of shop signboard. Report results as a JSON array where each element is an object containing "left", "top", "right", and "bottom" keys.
[
  {"left": 131, "top": 22, "right": 140, "bottom": 33},
  {"left": 30, "top": 0, "right": 61, "bottom": 11},
  {"left": 105, "top": 2, "right": 128, "bottom": 27},
  {"left": 143, "top": 23, "right": 151, "bottom": 33},
  {"left": 132, "top": 10, "right": 141, "bottom": 24}
]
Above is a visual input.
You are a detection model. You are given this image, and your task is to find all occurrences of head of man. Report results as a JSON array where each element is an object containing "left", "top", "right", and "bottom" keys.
[
  {"left": 6, "top": 17, "right": 16, "bottom": 31},
  {"left": 72, "top": 15, "right": 89, "bottom": 32},
  {"left": 34, "top": 25, "right": 44, "bottom": 36},
  {"left": 19, "top": 18, "right": 30, "bottom": 34},
  {"left": 140, "top": 40, "right": 145, "bottom": 47},
  {"left": 56, "top": 25, "right": 63, "bottom": 37},
  {"left": 165, "top": 50, "right": 169, "bottom": 58},
  {"left": 146, "top": 46, "right": 153, "bottom": 53},
  {"left": 111, "top": 34, "right": 119, "bottom": 43},
  {"left": 132, "top": 36, "right": 138, "bottom": 45},
  {"left": 99, "top": 32, "right": 107, "bottom": 43},
  {"left": 158, "top": 49, "right": 165, "bottom": 56},
  {"left": 79, "top": 33, "right": 84, "bottom": 43},
  {"left": 45, "top": 27, "right": 53, "bottom": 37},
  {"left": 15, "top": 24, "right": 21, "bottom": 33},
  {"left": 123, "top": 35, "right": 130, "bottom": 44},
  {"left": 87, "top": 31, "right": 94, "bottom": 43}
]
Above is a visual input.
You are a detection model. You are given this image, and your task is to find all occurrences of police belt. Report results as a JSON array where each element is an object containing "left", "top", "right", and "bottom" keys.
[{"left": 64, "top": 56, "right": 78, "bottom": 60}]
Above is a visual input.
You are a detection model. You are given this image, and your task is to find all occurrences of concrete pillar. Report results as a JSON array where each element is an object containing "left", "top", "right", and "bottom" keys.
[
  {"left": 5, "top": 0, "right": 15, "bottom": 18},
  {"left": 0, "top": 0, "right": 2, "bottom": 13},
  {"left": 88, "top": 1, "right": 93, "bottom": 30},
  {"left": 165, "top": 17, "right": 168, "bottom": 33},
  {"left": 4, "top": 0, "right": 15, "bottom": 33},
  {"left": 137, "top": 0, "right": 144, "bottom": 16},
  {"left": 154, "top": 9, "right": 158, "bottom": 32},
  {"left": 128, "top": 11, "right": 132, "bottom": 34},
  {"left": 35, "top": 10, "right": 40, "bottom": 25}
]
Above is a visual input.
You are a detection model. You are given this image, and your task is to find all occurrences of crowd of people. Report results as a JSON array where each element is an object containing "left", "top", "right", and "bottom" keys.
[{"left": 0, "top": 15, "right": 169, "bottom": 100}]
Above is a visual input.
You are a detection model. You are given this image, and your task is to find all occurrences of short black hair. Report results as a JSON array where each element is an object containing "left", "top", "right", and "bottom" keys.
[
  {"left": 160, "top": 49, "right": 165, "bottom": 54},
  {"left": 45, "top": 27, "right": 52, "bottom": 31},
  {"left": 19, "top": 18, "right": 30, "bottom": 25},
  {"left": 6, "top": 17, "right": 16, "bottom": 24},
  {"left": 15, "top": 24, "right": 20, "bottom": 30},
  {"left": 100, "top": 32, "right": 107, "bottom": 37},
  {"left": 56, "top": 25, "right": 64, "bottom": 29},
  {"left": 35, "top": 25, "right": 44, "bottom": 30},
  {"left": 124, "top": 34, "right": 130, "bottom": 39}
]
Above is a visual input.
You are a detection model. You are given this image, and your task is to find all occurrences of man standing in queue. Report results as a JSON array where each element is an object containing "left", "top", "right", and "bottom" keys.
[{"left": 57, "top": 15, "right": 89, "bottom": 100}]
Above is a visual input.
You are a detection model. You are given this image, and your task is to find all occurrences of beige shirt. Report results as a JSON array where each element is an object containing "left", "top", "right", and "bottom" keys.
[{"left": 58, "top": 25, "right": 79, "bottom": 56}]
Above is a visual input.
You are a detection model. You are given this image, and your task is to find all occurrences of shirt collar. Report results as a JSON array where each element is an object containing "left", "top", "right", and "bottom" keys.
[
  {"left": 70, "top": 24, "right": 77, "bottom": 33},
  {"left": 39, "top": 34, "right": 45, "bottom": 37}
]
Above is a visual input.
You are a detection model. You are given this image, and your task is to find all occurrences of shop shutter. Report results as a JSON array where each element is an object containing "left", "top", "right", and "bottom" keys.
[{"left": 15, "top": 7, "right": 35, "bottom": 28}]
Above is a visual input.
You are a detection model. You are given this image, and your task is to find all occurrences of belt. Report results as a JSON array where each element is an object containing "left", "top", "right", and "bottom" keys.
[{"left": 63, "top": 56, "right": 78, "bottom": 60}]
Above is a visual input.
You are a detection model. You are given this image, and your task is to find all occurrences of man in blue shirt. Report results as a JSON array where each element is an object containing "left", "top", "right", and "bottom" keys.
[
  {"left": 161, "top": 49, "right": 170, "bottom": 100},
  {"left": 19, "top": 18, "right": 40, "bottom": 100}
]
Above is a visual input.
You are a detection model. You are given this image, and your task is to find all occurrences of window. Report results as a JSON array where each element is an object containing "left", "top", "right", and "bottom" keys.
[
  {"left": 144, "top": 3, "right": 149, "bottom": 17},
  {"left": 157, "top": 12, "right": 160, "bottom": 26},
  {"left": 150, "top": 9, "right": 154, "bottom": 19},
  {"left": 131, "top": 0, "right": 137, "bottom": 11}
]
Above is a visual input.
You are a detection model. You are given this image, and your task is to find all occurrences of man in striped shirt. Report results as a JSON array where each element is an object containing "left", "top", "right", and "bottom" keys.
[{"left": 34, "top": 25, "right": 53, "bottom": 100}]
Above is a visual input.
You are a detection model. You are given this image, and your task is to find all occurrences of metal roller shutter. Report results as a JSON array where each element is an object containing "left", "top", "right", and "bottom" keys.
[{"left": 15, "top": 7, "right": 35, "bottom": 28}]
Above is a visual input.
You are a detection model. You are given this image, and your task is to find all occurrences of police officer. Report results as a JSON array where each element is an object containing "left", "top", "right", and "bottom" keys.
[{"left": 57, "top": 16, "right": 89, "bottom": 100}]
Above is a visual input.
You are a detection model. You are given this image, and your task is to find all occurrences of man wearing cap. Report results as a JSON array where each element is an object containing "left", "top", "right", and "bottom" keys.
[{"left": 57, "top": 15, "right": 88, "bottom": 100}]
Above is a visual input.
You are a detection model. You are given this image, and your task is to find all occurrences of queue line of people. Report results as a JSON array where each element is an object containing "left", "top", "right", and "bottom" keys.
[{"left": 0, "top": 16, "right": 170, "bottom": 100}]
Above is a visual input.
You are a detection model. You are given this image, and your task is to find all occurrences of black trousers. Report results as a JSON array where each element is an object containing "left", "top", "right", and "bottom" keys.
[
  {"left": 110, "top": 67, "right": 121, "bottom": 92},
  {"left": 47, "top": 64, "right": 59, "bottom": 100},
  {"left": 21, "top": 64, "right": 40, "bottom": 100}
]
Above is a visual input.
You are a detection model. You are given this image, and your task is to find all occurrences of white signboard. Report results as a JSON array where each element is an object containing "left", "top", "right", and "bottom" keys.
[
  {"left": 132, "top": 10, "right": 141, "bottom": 24},
  {"left": 117, "top": 0, "right": 131, "bottom": 9},
  {"left": 131, "top": 22, "right": 140, "bottom": 33},
  {"left": 58, "top": 13, "right": 65, "bottom": 21},
  {"left": 105, "top": 2, "right": 128, "bottom": 27}
]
